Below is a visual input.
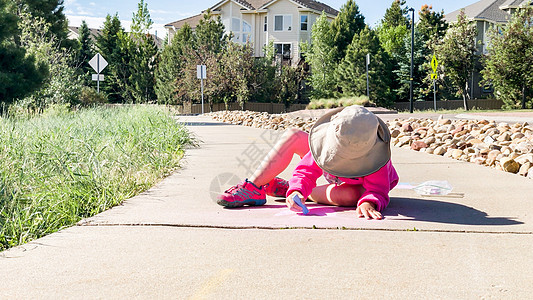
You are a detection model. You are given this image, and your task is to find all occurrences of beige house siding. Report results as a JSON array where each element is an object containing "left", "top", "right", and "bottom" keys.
[{"left": 165, "top": 0, "right": 337, "bottom": 62}]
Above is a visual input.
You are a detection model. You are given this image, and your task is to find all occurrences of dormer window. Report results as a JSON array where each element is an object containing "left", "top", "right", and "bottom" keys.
[{"left": 274, "top": 15, "right": 292, "bottom": 32}]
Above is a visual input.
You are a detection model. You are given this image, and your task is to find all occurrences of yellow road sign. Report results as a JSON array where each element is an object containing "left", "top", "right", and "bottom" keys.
[
  {"left": 431, "top": 73, "right": 438, "bottom": 79},
  {"left": 431, "top": 55, "right": 438, "bottom": 73}
]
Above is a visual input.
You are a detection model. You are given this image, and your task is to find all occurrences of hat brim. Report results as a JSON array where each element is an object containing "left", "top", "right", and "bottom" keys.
[{"left": 309, "top": 107, "right": 391, "bottom": 178}]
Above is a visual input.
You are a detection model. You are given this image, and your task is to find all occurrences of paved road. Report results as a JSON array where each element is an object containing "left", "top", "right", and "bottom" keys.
[{"left": 1, "top": 114, "right": 532, "bottom": 299}]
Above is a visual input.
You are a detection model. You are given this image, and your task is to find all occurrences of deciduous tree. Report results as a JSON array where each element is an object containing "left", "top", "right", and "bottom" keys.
[
  {"left": 435, "top": 10, "right": 477, "bottom": 110},
  {"left": 302, "top": 12, "right": 337, "bottom": 99},
  {"left": 482, "top": 5, "right": 533, "bottom": 109}
]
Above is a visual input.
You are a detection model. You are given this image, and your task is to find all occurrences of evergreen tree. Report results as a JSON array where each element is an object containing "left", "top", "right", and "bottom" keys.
[
  {"left": 393, "top": 29, "right": 431, "bottom": 102},
  {"left": 76, "top": 20, "right": 95, "bottom": 85},
  {"left": 302, "top": 12, "right": 337, "bottom": 99},
  {"left": 330, "top": 0, "right": 366, "bottom": 63},
  {"left": 0, "top": 0, "right": 47, "bottom": 104},
  {"left": 435, "top": 10, "right": 477, "bottom": 110},
  {"left": 194, "top": 10, "right": 227, "bottom": 56},
  {"left": 376, "top": 0, "right": 410, "bottom": 104},
  {"left": 382, "top": 0, "right": 409, "bottom": 27},
  {"left": 95, "top": 14, "right": 123, "bottom": 102},
  {"left": 8, "top": 0, "right": 71, "bottom": 48},
  {"left": 417, "top": 5, "right": 448, "bottom": 45},
  {"left": 482, "top": 5, "right": 533, "bottom": 109},
  {"left": 114, "top": 30, "right": 136, "bottom": 103},
  {"left": 155, "top": 24, "right": 193, "bottom": 104},
  {"left": 129, "top": 0, "right": 158, "bottom": 103},
  {"left": 336, "top": 26, "right": 393, "bottom": 107}
]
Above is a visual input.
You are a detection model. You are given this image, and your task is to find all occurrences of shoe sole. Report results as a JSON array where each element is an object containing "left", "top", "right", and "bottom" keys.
[{"left": 217, "top": 199, "right": 266, "bottom": 208}]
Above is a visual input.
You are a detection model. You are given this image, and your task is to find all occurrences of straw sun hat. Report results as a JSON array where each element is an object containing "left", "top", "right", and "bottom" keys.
[{"left": 309, "top": 105, "right": 391, "bottom": 178}]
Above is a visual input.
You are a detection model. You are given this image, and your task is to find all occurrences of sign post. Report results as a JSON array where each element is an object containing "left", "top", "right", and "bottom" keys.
[
  {"left": 431, "top": 54, "right": 439, "bottom": 111},
  {"left": 89, "top": 53, "right": 108, "bottom": 93},
  {"left": 197, "top": 65, "right": 206, "bottom": 114},
  {"left": 366, "top": 53, "right": 370, "bottom": 99}
]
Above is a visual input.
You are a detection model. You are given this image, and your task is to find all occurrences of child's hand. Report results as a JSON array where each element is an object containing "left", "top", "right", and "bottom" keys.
[
  {"left": 286, "top": 191, "right": 306, "bottom": 213},
  {"left": 356, "top": 202, "right": 382, "bottom": 220}
]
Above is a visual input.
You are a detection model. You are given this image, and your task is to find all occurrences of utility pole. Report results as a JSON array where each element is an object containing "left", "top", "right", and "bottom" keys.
[{"left": 409, "top": 7, "right": 415, "bottom": 113}]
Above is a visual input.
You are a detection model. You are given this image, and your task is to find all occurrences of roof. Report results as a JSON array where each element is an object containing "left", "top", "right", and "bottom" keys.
[
  {"left": 68, "top": 26, "right": 102, "bottom": 40},
  {"left": 165, "top": 0, "right": 338, "bottom": 29},
  {"left": 500, "top": 0, "right": 530, "bottom": 9},
  {"left": 68, "top": 26, "right": 164, "bottom": 49},
  {"left": 444, "top": 0, "right": 511, "bottom": 24},
  {"left": 165, "top": 13, "right": 204, "bottom": 29}
]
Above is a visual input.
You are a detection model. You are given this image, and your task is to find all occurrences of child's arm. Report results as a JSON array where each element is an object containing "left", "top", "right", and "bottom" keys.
[
  {"left": 286, "top": 151, "right": 323, "bottom": 199},
  {"left": 358, "top": 161, "right": 396, "bottom": 212}
]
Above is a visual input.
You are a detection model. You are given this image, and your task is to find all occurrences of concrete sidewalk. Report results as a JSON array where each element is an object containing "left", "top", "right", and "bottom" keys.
[{"left": 1, "top": 115, "right": 532, "bottom": 299}]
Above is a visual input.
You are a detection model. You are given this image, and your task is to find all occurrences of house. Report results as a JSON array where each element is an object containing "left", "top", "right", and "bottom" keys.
[
  {"left": 68, "top": 26, "right": 165, "bottom": 49},
  {"left": 444, "top": 0, "right": 531, "bottom": 98},
  {"left": 164, "top": 0, "right": 339, "bottom": 65}
]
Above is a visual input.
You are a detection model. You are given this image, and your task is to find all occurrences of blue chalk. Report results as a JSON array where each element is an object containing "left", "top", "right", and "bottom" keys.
[{"left": 292, "top": 194, "right": 309, "bottom": 215}]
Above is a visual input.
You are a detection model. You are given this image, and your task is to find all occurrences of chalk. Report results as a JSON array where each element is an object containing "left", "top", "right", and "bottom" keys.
[{"left": 292, "top": 194, "right": 309, "bottom": 215}]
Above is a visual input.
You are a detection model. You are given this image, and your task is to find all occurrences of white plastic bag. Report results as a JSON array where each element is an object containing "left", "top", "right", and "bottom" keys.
[{"left": 412, "top": 180, "right": 453, "bottom": 196}]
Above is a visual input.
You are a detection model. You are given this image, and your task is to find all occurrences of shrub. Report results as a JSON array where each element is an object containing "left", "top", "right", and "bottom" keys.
[{"left": 307, "top": 96, "right": 371, "bottom": 109}]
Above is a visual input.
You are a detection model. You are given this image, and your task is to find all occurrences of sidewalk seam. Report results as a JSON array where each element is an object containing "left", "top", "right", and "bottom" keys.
[{"left": 76, "top": 223, "right": 533, "bottom": 235}]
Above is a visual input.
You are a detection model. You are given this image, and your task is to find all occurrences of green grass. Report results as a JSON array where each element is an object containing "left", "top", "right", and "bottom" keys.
[{"left": 0, "top": 105, "right": 195, "bottom": 250}]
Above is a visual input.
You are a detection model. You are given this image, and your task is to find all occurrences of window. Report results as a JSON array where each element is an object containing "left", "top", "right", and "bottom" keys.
[
  {"left": 274, "top": 15, "right": 292, "bottom": 31},
  {"left": 274, "top": 43, "right": 291, "bottom": 59},
  {"left": 232, "top": 18, "right": 240, "bottom": 32},
  {"left": 264, "top": 16, "right": 267, "bottom": 31},
  {"left": 242, "top": 21, "right": 251, "bottom": 42},
  {"left": 231, "top": 18, "right": 252, "bottom": 43},
  {"left": 300, "top": 15, "right": 308, "bottom": 31}
]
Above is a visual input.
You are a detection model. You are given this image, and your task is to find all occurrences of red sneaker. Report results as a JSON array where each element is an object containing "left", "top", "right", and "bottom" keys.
[
  {"left": 217, "top": 179, "right": 267, "bottom": 208},
  {"left": 264, "top": 177, "right": 289, "bottom": 198}
]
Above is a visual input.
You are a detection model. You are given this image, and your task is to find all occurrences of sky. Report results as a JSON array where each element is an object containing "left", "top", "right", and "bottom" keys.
[{"left": 65, "top": 0, "right": 472, "bottom": 38}]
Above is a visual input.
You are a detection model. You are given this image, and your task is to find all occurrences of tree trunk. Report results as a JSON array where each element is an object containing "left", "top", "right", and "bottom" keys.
[
  {"left": 463, "top": 82, "right": 469, "bottom": 111},
  {"left": 522, "top": 81, "right": 526, "bottom": 109}
]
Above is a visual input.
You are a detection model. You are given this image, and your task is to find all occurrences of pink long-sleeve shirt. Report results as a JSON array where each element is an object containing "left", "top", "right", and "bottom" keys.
[{"left": 286, "top": 151, "right": 399, "bottom": 211}]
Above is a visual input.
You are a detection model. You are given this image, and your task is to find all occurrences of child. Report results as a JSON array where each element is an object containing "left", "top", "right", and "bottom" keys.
[{"left": 217, "top": 105, "right": 399, "bottom": 220}]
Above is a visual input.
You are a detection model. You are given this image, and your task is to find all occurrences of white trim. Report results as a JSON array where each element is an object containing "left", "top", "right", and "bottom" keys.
[
  {"left": 273, "top": 42, "right": 292, "bottom": 59},
  {"left": 300, "top": 13, "right": 308, "bottom": 31},
  {"left": 211, "top": 0, "right": 249, "bottom": 11}
]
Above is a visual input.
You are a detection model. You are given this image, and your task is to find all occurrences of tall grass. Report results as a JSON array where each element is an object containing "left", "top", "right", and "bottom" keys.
[{"left": 0, "top": 105, "right": 195, "bottom": 250}]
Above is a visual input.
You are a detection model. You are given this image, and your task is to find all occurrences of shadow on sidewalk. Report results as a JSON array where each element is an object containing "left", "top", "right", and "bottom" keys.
[{"left": 386, "top": 197, "right": 523, "bottom": 226}]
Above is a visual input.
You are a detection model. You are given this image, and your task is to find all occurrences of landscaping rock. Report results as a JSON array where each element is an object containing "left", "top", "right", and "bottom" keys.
[{"left": 206, "top": 110, "right": 533, "bottom": 180}]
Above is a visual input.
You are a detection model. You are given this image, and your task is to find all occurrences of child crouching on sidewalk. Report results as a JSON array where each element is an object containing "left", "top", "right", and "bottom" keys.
[{"left": 217, "top": 105, "right": 399, "bottom": 220}]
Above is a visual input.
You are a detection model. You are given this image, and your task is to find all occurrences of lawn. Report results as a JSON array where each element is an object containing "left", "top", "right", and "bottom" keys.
[{"left": 0, "top": 105, "right": 195, "bottom": 250}]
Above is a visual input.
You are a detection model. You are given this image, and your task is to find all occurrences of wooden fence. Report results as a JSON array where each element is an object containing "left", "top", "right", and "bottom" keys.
[
  {"left": 182, "top": 102, "right": 308, "bottom": 114},
  {"left": 174, "top": 99, "right": 504, "bottom": 114},
  {"left": 392, "top": 99, "right": 503, "bottom": 111}
]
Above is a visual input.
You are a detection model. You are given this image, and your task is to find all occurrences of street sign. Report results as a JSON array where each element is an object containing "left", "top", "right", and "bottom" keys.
[
  {"left": 431, "top": 54, "right": 439, "bottom": 110},
  {"left": 92, "top": 74, "right": 104, "bottom": 81},
  {"left": 366, "top": 53, "right": 370, "bottom": 66},
  {"left": 197, "top": 65, "right": 207, "bottom": 114},
  {"left": 89, "top": 53, "right": 108, "bottom": 73},
  {"left": 197, "top": 65, "right": 206, "bottom": 79}
]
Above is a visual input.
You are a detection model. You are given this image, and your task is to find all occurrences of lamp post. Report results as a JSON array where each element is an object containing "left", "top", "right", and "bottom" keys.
[{"left": 408, "top": 7, "right": 415, "bottom": 113}]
